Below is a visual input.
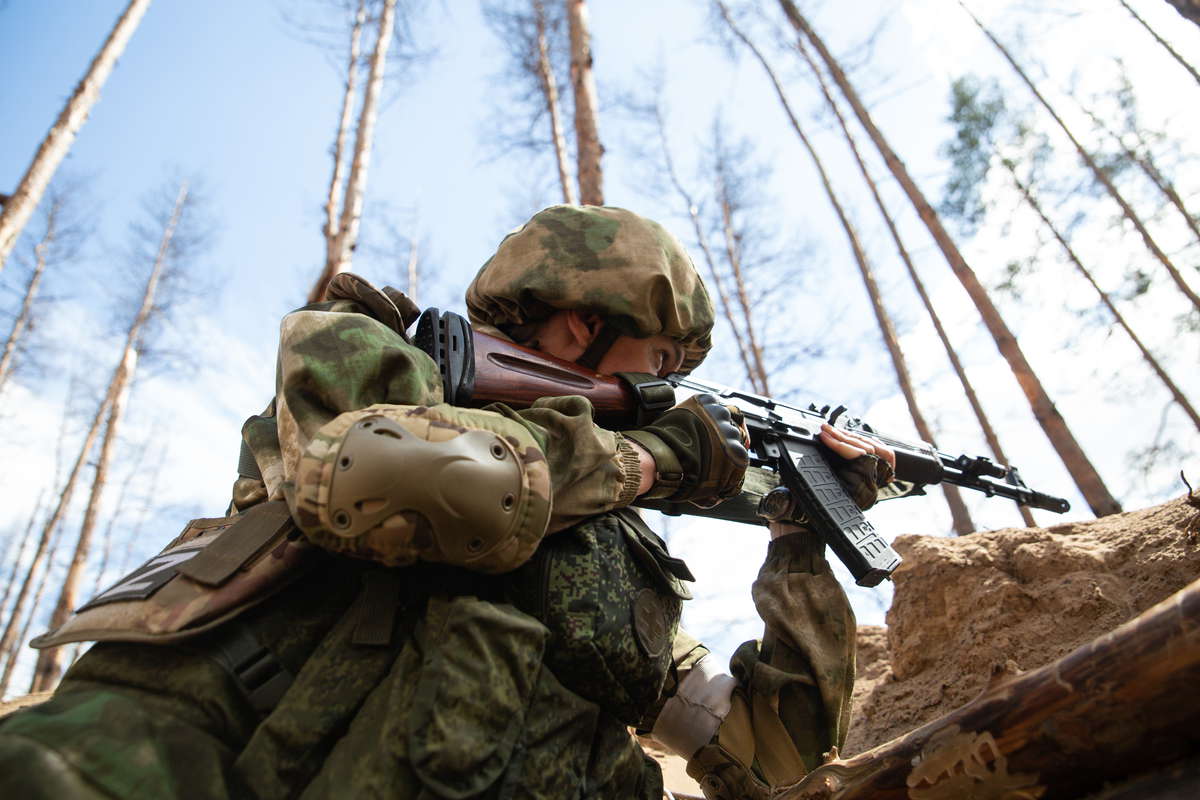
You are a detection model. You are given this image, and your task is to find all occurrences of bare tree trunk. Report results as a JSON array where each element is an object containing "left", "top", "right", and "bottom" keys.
[
  {"left": 790, "top": 35, "right": 1037, "bottom": 528},
  {"left": 1164, "top": 0, "right": 1200, "bottom": 31},
  {"left": 534, "top": 0, "right": 576, "bottom": 205},
  {"left": 322, "top": 0, "right": 367, "bottom": 281},
  {"left": 0, "top": 491, "right": 45, "bottom": 624},
  {"left": 648, "top": 96, "right": 761, "bottom": 392},
  {"left": 0, "top": 0, "right": 151, "bottom": 272},
  {"left": 1079, "top": 101, "right": 1200, "bottom": 247},
  {"left": 777, "top": 0, "right": 1122, "bottom": 517},
  {"left": 0, "top": 200, "right": 60, "bottom": 393},
  {"left": 112, "top": 446, "right": 169, "bottom": 585},
  {"left": 0, "top": 517, "right": 67, "bottom": 697},
  {"left": 84, "top": 432, "right": 151, "bottom": 607},
  {"left": 311, "top": 0, "right": 397, "bottom": 303},
  {"left": 31, "top": 183, "right": 186, "bottom": 691},
  {"left": 1004, "top": 161, "right": 1200, "bottom": 432},
  {"left": 959, "top": 1, "right": 1200, "bottom": 315},
  {"left": 715, "top": 181, "right": 771, "bottom": 395},
  {"left": 0, "top": 396, "right": 110, "bottom": 690},
  {"left": 1120, "top": 0, "right": 1200, "bottom": 86},
  {"left": 31, "top": 352, "right": 136, "bottom": 691},
  {"left": 722, "top": 3, "right": 975, "bottom": 534},
  {"left": 567, "top": 0, "right": 604, "bottom": 205}
]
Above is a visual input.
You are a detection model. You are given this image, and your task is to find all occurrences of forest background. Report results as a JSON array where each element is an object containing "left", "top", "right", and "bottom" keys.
[{"left": 0, "top": 0, "right": 1197, "bottom": 697}]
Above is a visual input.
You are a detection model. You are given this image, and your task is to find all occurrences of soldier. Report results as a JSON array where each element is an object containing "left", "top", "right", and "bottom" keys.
[{"left": 0, "top": 205, "right": 893, "bottom": 799}]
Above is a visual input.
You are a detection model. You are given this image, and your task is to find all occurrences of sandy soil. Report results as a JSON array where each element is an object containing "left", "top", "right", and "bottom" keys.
[{"left": 846, "top": 494, "right": 1200, "bottom": 755}]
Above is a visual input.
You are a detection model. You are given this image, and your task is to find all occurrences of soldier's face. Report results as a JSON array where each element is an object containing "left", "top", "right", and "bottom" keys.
[
  {"left": 595, "top": 333, "right": 684, "bottom": 378},
  {"left": 533, "top": 310, "right": 684, "bottom": 378}
]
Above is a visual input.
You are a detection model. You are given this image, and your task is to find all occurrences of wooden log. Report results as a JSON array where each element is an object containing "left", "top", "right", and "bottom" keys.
[
  {"left": 1082, "top": 756, "right": 1200, "bottom": 799},
  {"left": 778, "top": 576, "right": 1200, "bottom": 799}
]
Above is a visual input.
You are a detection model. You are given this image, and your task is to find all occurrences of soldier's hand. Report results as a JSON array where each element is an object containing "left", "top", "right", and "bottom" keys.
[
  {"left": 819, "top": 423, "right": 895, "bottom": 510},
  {"left": 622, "top": 394, "right": 749, "bottom": 508}
]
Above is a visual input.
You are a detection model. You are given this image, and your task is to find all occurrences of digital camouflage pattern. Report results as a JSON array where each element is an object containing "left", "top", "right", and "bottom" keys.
[
  {"left": 466, "top": 205, "right": 715, "bottom": 374},
  {"left": 292, "top": 403, "right": 552, "bottom": 573},
  {"left": 1, "top": 244, "right": 857, "bottom": 798},
  {"left": 506, "top": 508, "right": 690, "bottom": 726}
]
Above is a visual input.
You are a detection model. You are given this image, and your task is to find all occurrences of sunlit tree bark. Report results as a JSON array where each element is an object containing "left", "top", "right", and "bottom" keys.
[
  {"left": 321, "top": 0, "right": 367, "bottom": 282},
  {"left": 1164, "top": 0, "right": 1200, "bottom": 28},
  {"left": 0, "top": 492, "right": 44, "bottom": 628},
  {"left": 0, "top": 395, "right": 110, "bottom": 691},
  {"left": 713, "top": 156, "right": 771, "bottom": 395},
  {"left": 0, "top": 516, "right": 66, "bottom": 697},
  {"left": 1003, "top": 161, "right": 1200, "bottom": 432},
  {"left": 776, "top": 0, "right": 1121, "bottom": 517},
  {"left": 567, "top": 0, "right": 604, "bottom": 204},
  {"left": 1119, "top": 0, "right": 1200, "bottom": 86},
  {"left": 958, "top": 1, "right": 1200, "bottom": 316},
  {"left": 722, "top": 2, "right": 976, "bottom": 533},
  {"left": 0, "top": 0, "right": 151, "bottom": 272},
  {"left": 31, "top": 183, "right": 188, "bottom": 692},
  {"left": 644, "top": 92, "right": 759, "bottom": 392},
  {"left": 310, "top": 0, "right": 398, "bottom": 303},
  {"left": 1077, "top": 98, "right": 1200, "bottom": 247},
  {"left": 0, "top": 200, "right": 59, "bottom": 393},
  {"left": 535, "top": 0, "right": 576, "bottom": 204},
  {"left": 789, "top": 37, "right": 1037, "bottom": 528}
]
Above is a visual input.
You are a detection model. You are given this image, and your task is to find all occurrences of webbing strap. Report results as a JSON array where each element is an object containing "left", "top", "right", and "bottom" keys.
[
  {"left": 237, "top": 439, "right": 263, "bottom": 481},
  {"left": 615, "top": 371, "right": 676, "bottom": 426},
  {"left": 206, "top": 623, "right": 294, "bottom": 715},
  {"left": 349, "top": 569, "right": 404, "bottom": 647},
  {"left": 575, "top": 321, "right": 622, "bottom": 371},
  {"left": 177, "top": 501, "right": 293, "bottom": 587}
]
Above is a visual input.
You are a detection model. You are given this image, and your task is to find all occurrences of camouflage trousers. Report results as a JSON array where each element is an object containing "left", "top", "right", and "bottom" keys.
[{"left": 0, "top": 558, "right": 663, "bottom": 799}]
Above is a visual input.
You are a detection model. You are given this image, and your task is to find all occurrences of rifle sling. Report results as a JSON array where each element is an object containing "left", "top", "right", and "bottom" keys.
[{"left": 575, "top": 321, "right": 623, "bottom": 371}]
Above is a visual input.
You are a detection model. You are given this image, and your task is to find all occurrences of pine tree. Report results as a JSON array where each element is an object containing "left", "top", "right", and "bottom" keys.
[
  {"left": 567, "top": 0, "right": 604, "bottom": 204},
  {"left": 957, "top": 2, "right": 1200, "bottom": 316},
  {"left": 719, "top": 1, "right": 976, "bottom": 533},
  {"left": 30, "top": 180, "right": 200, "bottom": 691},
  {"left": 0, "top": 0, "right": 150, "bottom": 271},
  {"left": 310, "top": 0, "right": 399, "bottom": 302},
  {"left": 776, "top": 0, "right": 1121, "bottom": 517}
]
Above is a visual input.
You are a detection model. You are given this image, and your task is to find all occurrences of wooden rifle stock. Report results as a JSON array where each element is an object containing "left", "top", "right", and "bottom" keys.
[
  {"left": 469, "top": 326, "right": 640, "bottom": 426},
  {"left": 413, "top": 307, "right": 641, "bottom": 423}
]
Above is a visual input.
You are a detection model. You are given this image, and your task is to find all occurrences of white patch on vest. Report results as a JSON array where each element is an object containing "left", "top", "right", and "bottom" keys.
[{"left": 89, "top": 545, "right": 205, "bottom": 605}]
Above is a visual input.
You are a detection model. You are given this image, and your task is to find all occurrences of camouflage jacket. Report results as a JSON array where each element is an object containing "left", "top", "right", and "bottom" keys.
[
  {"left": 234, "top": 287, "right": 854, "bottom": 784},
  {"left": 33, "top": 282, "right": 854, "bottom": 796}
]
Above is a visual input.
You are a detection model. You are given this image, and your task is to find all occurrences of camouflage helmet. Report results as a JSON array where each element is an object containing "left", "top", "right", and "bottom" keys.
[{"left": 466, "top": 205, "right": 715, "bottom": 374}]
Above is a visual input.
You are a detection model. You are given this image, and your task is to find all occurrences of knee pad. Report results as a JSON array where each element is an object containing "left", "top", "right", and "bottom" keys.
[{"left": 292, "top": 404, "right": 552, "bottom": 573}]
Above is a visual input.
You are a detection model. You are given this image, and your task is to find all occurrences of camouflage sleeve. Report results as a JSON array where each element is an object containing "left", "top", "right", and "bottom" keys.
[
  {"left": 682, "top": 532, "right": 855, "bottom": 798},
  {"left": 272, "top": 302, "right": 641, "bottom": 536},
  {"left": 488, "top": 396, "right": 644, "bottom": 533},
  {"left": 274, "top": 301, "right": 445, "bottom": 482},
  {"left": 636, "top": 466, "right": 778, "bottom": 526}
]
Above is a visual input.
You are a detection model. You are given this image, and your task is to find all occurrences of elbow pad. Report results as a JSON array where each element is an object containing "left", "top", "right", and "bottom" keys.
[{"left": 291, "top": 404, "right": 552, "bottom": 573}]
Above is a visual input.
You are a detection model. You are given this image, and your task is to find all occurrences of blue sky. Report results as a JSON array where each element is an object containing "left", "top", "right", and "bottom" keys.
[{"left": 1, "top": 1, "right": 1198, "bottom": 679}]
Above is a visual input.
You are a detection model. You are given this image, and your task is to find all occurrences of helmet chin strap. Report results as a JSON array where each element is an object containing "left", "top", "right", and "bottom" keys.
[{"left": 574, "top": 320, "right": 623, "bottom": 371}]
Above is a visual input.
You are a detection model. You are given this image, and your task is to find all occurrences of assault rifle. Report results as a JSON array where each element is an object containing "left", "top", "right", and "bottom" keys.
[{"left": 413, "top": 309, "right": 1071, "bottom": 588}]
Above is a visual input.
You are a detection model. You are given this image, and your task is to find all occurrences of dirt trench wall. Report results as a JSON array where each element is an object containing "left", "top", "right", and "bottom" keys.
[{"left": 847, "top": 496, "right": 1200, "bottom": 755}]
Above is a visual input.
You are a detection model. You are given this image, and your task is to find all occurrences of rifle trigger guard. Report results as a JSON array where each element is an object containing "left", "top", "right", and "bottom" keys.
[{"left": 615, "top": 372, "right": 677, "bottom": 427}]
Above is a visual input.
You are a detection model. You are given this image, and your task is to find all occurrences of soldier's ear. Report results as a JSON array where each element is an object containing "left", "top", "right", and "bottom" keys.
[{"left": 564, "top": 310, "right": 605, "bottom": 348}]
